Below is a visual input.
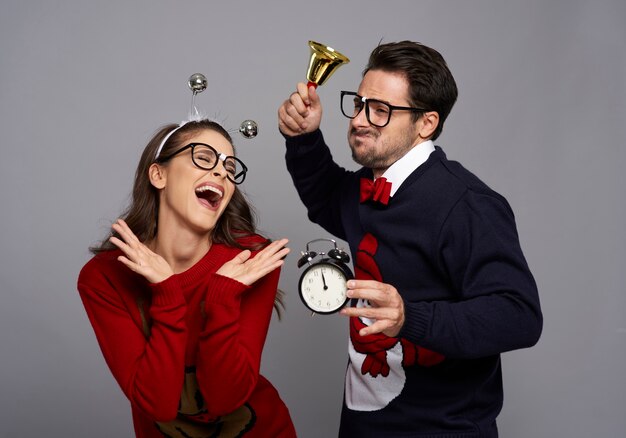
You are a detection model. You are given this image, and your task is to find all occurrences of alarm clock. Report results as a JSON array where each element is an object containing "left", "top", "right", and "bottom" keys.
[{"left": 297, "top": 238, "right": 354, "bottom": 314}]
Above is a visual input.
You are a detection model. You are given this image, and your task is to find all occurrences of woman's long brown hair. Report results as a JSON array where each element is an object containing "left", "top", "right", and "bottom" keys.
[{"left": 90, "top": 119, "right": 284, "bottom": 316}]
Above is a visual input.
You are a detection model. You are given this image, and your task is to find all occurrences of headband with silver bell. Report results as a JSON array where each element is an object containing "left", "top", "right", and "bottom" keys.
[{"left": 154, "top": 73, "right": 258, "bottom": 160}]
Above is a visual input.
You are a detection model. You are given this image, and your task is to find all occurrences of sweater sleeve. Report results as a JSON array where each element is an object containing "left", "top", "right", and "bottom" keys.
[
  {"left": 285, "top": 129, "right": 352, "bottom": 239},
  {"left": 77, "top": 259, "right": 187, "bottom": 421},
  {"left": 194, "top": 266, "right": 281, "bottom": 417},
  {"left": 399, "top": 190, "right": 543, "bottom": 358}
]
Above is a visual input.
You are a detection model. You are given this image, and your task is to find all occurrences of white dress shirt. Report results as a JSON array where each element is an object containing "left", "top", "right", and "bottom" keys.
[{"left": 379, "top": 140, "right": 435, "bottom": 197}]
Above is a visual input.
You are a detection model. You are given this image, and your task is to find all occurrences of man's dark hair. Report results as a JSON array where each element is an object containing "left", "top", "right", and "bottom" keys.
[{"left": 364, "top": 41, "right": 458, "bottom": 140}]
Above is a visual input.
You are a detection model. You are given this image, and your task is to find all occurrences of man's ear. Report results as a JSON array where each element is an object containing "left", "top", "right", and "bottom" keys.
[
  {"left": 149, "top": 163, "right": 166, "bottom": 189},
  {"left": 418, "top": 111, "right": 440, "bottom": 140}
]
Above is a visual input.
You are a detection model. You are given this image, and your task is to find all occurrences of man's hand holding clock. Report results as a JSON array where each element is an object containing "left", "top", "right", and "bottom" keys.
[{"left": 340, "top": 279, "right": 406, "bottom": 338}]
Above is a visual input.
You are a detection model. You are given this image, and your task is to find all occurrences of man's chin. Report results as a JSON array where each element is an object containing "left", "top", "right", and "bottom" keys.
[
  {"left": 352, "top": 153, "right": 377, "bottom": 169},
  {"left": 349, "top": 142, "right": 377, "bottom": 166}
]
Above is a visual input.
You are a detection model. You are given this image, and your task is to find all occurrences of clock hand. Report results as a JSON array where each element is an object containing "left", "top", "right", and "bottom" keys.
[{"left": 321, "top": 272, "right": 328, "bottom": 290}]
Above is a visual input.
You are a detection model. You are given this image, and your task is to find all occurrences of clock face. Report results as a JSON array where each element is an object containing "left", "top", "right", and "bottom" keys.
[{"left": 299, "top": 262, "right": 349, "bottom": 314}]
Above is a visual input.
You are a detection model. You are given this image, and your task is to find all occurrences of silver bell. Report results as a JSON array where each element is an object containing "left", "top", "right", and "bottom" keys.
[
  {"left": 239, "top": 119, "right": 258, "bottom": 139},
  {"left": 188, "top": 73, "right": 207, "bottom": 94}
]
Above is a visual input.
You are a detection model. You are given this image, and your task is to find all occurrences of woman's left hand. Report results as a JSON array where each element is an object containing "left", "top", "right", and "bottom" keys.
[
  {"left": 109, "top": 219, "right": 174, "bottom": 284},
  {"left": 217, "top": 238, "right": 290, "bottom": 286}
]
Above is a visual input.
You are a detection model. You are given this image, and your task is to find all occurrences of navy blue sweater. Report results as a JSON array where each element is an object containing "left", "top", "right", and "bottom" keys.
[{"left": 285, "top": 130, "right": 542, "bottom": 438}]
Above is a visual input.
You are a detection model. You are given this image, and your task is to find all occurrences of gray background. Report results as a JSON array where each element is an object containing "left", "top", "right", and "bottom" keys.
[{"left": 1, "top": 1, "right": 625, "bottom": 437}]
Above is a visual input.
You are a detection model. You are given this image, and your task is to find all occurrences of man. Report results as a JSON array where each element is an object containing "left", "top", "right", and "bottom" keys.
[{"left": 278, "top": 41, "right": 542, "bottom": 437}]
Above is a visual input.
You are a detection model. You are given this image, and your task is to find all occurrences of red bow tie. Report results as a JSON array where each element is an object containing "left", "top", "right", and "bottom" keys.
[{"left": 360, "top": 177, "right": 392, "bottom": 205}]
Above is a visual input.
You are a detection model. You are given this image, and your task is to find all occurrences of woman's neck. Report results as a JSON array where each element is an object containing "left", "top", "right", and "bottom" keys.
[{"left": 150, "top": 228, "right": 212, "bottom": 274}]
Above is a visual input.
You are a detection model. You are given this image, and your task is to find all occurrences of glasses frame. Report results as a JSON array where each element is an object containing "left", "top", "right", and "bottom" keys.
[
  {"left": 156, "top": 142, "right": 248, "bottom": 185},
  {"left": 340, "top": 91, "right": 428, "bottom": 128}
]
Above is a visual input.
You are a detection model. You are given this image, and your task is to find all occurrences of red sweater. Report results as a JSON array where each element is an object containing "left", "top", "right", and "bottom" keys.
[{"left": 77, "top": 236, "right": 296, "bottom": 437}]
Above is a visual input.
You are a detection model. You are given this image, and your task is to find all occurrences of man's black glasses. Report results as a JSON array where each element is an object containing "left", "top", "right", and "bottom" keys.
[{"left": 340, "top": 91, "right": 428, "bottom": 128}]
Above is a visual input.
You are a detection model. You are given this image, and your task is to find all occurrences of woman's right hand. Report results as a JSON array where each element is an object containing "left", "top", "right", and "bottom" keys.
[
  {"left": 217, "top": 238, "right": 290, "bottom": 286},
  {"left": 109, "top": 219, "right": 174, "bottom": 284}
]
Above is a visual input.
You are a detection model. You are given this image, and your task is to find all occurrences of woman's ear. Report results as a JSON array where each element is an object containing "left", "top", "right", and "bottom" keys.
[
  {"left": 149, "top": 163, "right": 167, "bottom": 189},
  {"left": 418, "top": 111, "right": 440, "bottom": 140}
]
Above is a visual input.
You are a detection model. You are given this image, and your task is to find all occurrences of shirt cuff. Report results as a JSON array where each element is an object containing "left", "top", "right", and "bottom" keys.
[
  {"left": 203, "top": 273, "right": 249, "bottom": 307},
  {"left": 149, "top": 275, "right": 185, "bottom": 307},
  {"left": 284, "top": 129, "right": 323, "bottom": 153},
  {"left": 398, "top": 301, "right": 430, "bottom": 343}
]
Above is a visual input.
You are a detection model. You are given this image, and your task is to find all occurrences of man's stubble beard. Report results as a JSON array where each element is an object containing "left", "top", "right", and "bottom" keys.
[{"left": 348, "top": 127, "right": 417, "bottom": 171}]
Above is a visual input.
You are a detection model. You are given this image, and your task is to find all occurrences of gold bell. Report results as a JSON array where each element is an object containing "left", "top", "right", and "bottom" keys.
[{"left": 306, "top": 41, "right": 350, "bottom": 88}]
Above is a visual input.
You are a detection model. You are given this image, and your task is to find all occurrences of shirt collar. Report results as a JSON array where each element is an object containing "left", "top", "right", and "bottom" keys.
[{"left": 379, "top": 140, "right": 435, "bottom": 196}]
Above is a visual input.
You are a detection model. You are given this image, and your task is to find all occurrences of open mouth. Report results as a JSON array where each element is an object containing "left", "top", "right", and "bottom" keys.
[{"left": 195, "top": 184, "right": 223, "bottom": 209}]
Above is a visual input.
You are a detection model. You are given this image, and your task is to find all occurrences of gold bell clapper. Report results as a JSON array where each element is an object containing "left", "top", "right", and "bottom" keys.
[{"left": 306, "top": 40, "right": 350, "bottom": 89}]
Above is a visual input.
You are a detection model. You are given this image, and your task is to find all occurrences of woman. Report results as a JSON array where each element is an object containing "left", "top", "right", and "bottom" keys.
[{"left": 78, "top": 119, "right": 296, "bottom": 437}]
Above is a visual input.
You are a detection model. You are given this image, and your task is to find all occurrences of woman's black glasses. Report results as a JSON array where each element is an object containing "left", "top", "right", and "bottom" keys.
[{"left": 157, "top": 143, "right": 248, "bottom": 184}]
